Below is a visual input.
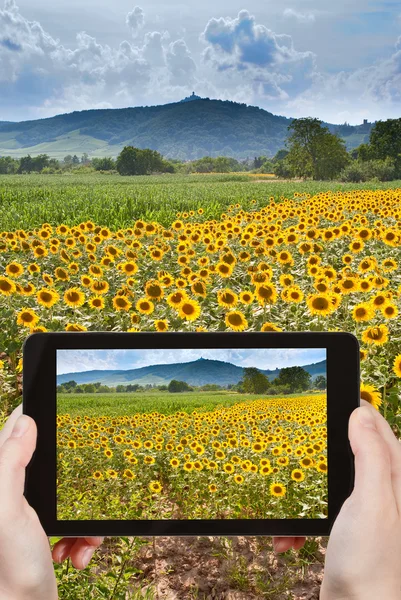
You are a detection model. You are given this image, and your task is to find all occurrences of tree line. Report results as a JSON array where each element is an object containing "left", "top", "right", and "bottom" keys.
[
  {"left": 57, "top": 367, "right": 326, "bottom": 396},
  {"left": 2, "top": 116, "right": 399, "bottom": 181}
]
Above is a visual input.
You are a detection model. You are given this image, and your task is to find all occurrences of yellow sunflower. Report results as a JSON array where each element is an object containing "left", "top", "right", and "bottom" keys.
[
  {"left": 64, "top": 287, "right": 86, "bottom": 307},
  {"left": 360, "top": 382, "right": 382, "bottom": 410}
]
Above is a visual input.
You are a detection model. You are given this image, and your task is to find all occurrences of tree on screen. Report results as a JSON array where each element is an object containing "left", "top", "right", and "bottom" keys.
[{"left": 275, "top": 366, "right": 311, "bottom": 392}]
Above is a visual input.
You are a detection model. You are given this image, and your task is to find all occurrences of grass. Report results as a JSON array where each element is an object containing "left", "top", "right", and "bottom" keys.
[{"left": 1, "top": 172, "right": 401, "bottom": 230}]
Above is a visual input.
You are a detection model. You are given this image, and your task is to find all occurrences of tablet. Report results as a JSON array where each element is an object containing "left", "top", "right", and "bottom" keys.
[{"left": 23, "top": 331, "right": 359, "bottom": 537}]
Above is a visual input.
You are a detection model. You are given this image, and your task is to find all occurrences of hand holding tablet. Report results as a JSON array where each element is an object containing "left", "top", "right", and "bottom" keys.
[
  {"left": 23, "top": 331, "right": 359, "bottom": 537},
  {"left": 1, "top": 344, "right": 401, "bottom": 598}
]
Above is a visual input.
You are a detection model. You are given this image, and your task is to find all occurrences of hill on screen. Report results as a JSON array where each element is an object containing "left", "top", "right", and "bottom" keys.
[{"left": 57, "top": 357, "right": 326, "bottom": 387}]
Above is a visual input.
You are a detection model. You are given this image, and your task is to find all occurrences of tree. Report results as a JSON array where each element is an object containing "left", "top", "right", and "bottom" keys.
[
  {"left": 72, "top": 155, "right": 80, "bottom": 165},
  {"left": 275, "top": 367, "right": 311, "bottom": 392},
  {"left": 81, "top": 153, "right": 90, "bottom": 165},
  {"left": 92, "top": 157, "right": 116, "bottom": 171},
  {"left": 240, "top": 368, "right": 270, "bottom": 394},
  {"left": 63, "top": 155, "right": 73, "bottom": 166},
  {"left": 286, "top": 118, "right": 350, "bottom": 180},
  {"left": 314, "top": 375, "right": 327, "bottom": 390},
  {"left": 369, "top": 119, "right": 401, "bottom": 174},
  {"left": 168, "top": 379, "right": 192, "bottom": 393},
  {"left": 116, "top": 146, "right": 165, "bottom": 176}
]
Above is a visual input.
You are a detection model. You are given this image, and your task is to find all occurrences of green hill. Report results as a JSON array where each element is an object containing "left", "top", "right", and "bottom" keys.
[
  {"left": 0, "top": 99, "right": 372, "bottom": 160},
  {"left": 57, "top": 357, "right": 327, "bottom": 387}
]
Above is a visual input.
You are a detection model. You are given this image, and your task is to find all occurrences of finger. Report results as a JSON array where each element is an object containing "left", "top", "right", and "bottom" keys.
[
  {"left": 292, "top": 537, "right": 306, "bottom": 550},
  {"left": 0, "top": 404, "right": 22, "bottom": 448},
  {"left": 0, "top": 415, "right": 37, "bottom": 506},
  {"left": 69, "top": 538, "right": 97, "bottom": 570},
  {"left": 52, "top": 538, "right": 76, "bottom": 563},
  {"left": 273, "top": 537, "right": 294, "bottom": 553},
  {"left": 348, "top": 405, "right": 393, "bottom": 505},
  {"left": 83, "top": 536, "right": 104, "bottom": 548},
  {"left": 358, "top": 400, "right": 401, "bottom": 509}
]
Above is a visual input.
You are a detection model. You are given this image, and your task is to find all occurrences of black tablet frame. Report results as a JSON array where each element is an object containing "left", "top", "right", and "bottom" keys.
[{"left": 23, "top": 331, "right": 359, "bottom": 537}]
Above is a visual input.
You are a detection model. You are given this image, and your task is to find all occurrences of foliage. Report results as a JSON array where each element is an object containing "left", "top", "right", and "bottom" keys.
[
  {"left": 275, "top": 367, "right": 311, "bottom": 393},
  {"left": 285, "top": 118, "right": 350, "bottom": 180},
  {"left": 340, "top": 158, "right": 397, "bottom": 182},
  {"left": 116, "top": 146, "right": 166, "bottom": 176},
  {"left": 315, "top": 375, "right": 327, "bottom": 390},
  {"left": 369, "top": 118, "right": 401, "bottom": 173},
  {"left": 92, "top": 157, "right": 116, "bottom": 171},
  {"left": 240, "top": 367, "right": 270, "bottom": 394},
  {"left": 168, "top": 379, "right": 193, "bottom": 393}
]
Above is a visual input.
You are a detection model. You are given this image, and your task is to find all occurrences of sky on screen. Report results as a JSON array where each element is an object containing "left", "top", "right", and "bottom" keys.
[
  {"left": 57, "top": 348, "right": 326, "bottom": 375},
  {"left": 1, "top": 0, "right": 400, "bottom": 122}
]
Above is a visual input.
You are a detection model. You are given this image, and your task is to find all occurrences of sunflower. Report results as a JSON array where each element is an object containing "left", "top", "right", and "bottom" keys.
[
  {"left": 239, "top": 291, "right": 254, "bottom": 304},
  {"left": 37, "top": 288, "right": 60, "bottom": 308},
  {"left": 178, "top": 299, "right": 201, "bottom": 321},
  {"left": 381, "top": 303, "right": 398, "bottom": 320},
  {"left": 291, "top": 469, "right": 305, "bottom": 482},
  {"left": 16, "top": 308, "right": 40, "bottom": 328},
  {"left": 306, "top": 293, "right": 334, "bottom": 316},
  {"left": 123, "top": 469, "right": 136, "bottom": 480},
  {"left": 0, "top": 276, "right": 16, "bottom": 296},
  {"left": 260, "top": 322, "right": 282, "bottom": 332},
  {"left": 217, "top": 288, "right": 238, "bottom": 308},
  {"left": 92, "top": 471, "right": 103, "bottom": 480},
  {"left": 393, "top": 354, "right": 401, "bottom": 378},
  {"left": 65, "top": 323, "right": 87, "bottom": 331},
  {"left": 136, "top": 298, "right": 154, "bottom": 315},
  {"left": 88, "top": 296, "right": 105, "bottom": 310},
  {"left": 225, "top": 311, "right": 248, "bottom": 332},
  {"left": 90, "top": 280, "right": 109, "bottom": 295},
  {"left": 215, "top": 262, "right": 233, "bottom": 278},
  {"left": 270, "top": 483, "right": 286, "bottom": 497},
  {"left": 64, "top": 287, "right": 85, "bottom": 307},
  {"left": 361, "top": 324, "right": 389, "bottom": 346},
  {"left": 255, "top": 284, "right": 278, "bottom": 305},
  {"left": 360, "top": 382, "right": 382, "bottom": 410},
  {"left": 145, "top": 280, "right": 164, "bottom": 301},
  {"left": 154, "top": 319, "right": 168, "bottom": 332},
  {"left": 166, "top": 290, "right": 187, "bottom": 308},
  {"left": 6, "top": 262, "right": 24, "bottom": 278},
  {"left": 352, "top": 302, "right": 374, "bottom": 322},
  {"left": 112, "top": 295, "right": 132, "bottom": 312}
]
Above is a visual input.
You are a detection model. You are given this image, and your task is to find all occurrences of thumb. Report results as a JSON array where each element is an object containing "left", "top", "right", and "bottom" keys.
[
  {"left": 348, "top": 405, "right": 393, "bottom": 505},
  {"left": 0, "top": 415, "right": 37, "bottom": 507}
]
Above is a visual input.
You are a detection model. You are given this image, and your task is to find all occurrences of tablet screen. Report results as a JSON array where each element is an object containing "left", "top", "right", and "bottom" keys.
[{"left": 56, "top": 348, "right": 328, "bottom": 520}]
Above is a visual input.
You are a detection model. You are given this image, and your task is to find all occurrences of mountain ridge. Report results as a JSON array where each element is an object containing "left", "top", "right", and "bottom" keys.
[
  {"left": 0, "top": 98, "right": 372, "bottom": 160},
  {"left": 57, "top": 357, "right": 327, "bottom": 387}
]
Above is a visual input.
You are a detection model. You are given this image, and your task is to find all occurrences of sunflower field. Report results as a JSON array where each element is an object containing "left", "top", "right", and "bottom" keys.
[
  {"left": 57, "top": 393, "right": 327, "bottom": 520},
  {"left": 1, "top": 186, "right": 401, "bottom": 518}
]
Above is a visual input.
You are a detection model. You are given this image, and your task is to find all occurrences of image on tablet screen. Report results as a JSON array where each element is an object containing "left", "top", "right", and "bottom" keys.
[{"left": 56, "top": 348, "right": 327, "bottom": 520}]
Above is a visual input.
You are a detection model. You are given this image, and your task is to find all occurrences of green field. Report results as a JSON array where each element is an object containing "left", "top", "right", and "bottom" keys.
[
  {"left": 57, "top": 390, "right": 319, "bottom": 417},
  {"left": 1, "top": 173, "right": 401, "bottom": 230}
]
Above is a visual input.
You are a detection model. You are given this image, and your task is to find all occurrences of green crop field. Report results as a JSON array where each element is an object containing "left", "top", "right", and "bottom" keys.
[
  {"left": 57, "top": 389, "right": 319, "bottom": 417},
  {"left": 1, "top": 172, "right": 401, "bottom": 230}
]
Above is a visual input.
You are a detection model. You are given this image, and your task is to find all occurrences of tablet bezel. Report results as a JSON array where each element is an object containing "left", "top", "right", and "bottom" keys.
[{"left": 23, "top": 331, "right": 359, "bottom": 537}]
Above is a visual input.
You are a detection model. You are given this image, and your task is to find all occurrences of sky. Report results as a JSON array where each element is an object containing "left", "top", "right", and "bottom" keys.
[
  {"left": 1, "top": 1, "right": 400, "bottom": 123},
  {"left": 56, "top": 348, "right": 327, "bottom": 375}
]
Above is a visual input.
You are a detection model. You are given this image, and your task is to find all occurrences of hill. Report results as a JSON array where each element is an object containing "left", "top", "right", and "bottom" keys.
[
  {"left": 57, "top": 357, "right": 327, "bottom": 387},
  {"left": 0, "top": 99, "right": 372, "bottom": 160}
]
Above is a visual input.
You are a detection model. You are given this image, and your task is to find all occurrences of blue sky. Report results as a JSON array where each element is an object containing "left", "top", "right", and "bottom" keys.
[
  {"left": 57, "top": 348, "right": 326, "bottom": 375},
  {"left": 1, "top": 0, "right": 400, "bottom": 123}
]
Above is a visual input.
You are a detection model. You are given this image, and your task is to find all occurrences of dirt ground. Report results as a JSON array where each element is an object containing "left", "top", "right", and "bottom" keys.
[{"left": 124, "top": 536, "right": 327, "bottom": 599}]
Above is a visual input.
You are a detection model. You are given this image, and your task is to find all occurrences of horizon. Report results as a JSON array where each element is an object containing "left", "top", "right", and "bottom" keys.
[
  {"left": 56, "top": 348, "right": 327, "bottom": 376},
  {"left": 1, "top": 1, "right": 400, "bottom": 124}
]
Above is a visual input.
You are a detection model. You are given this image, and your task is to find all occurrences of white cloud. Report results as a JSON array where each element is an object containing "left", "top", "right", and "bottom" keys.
[
  {"left": 126, "top": 6, "right": 144, "bottom": 37},
  {"left": 0, "top": 1, "right": 400, "bottom": 124},
  {"left": 283, "top": 8, "right": 315, "bottom": 23}
]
